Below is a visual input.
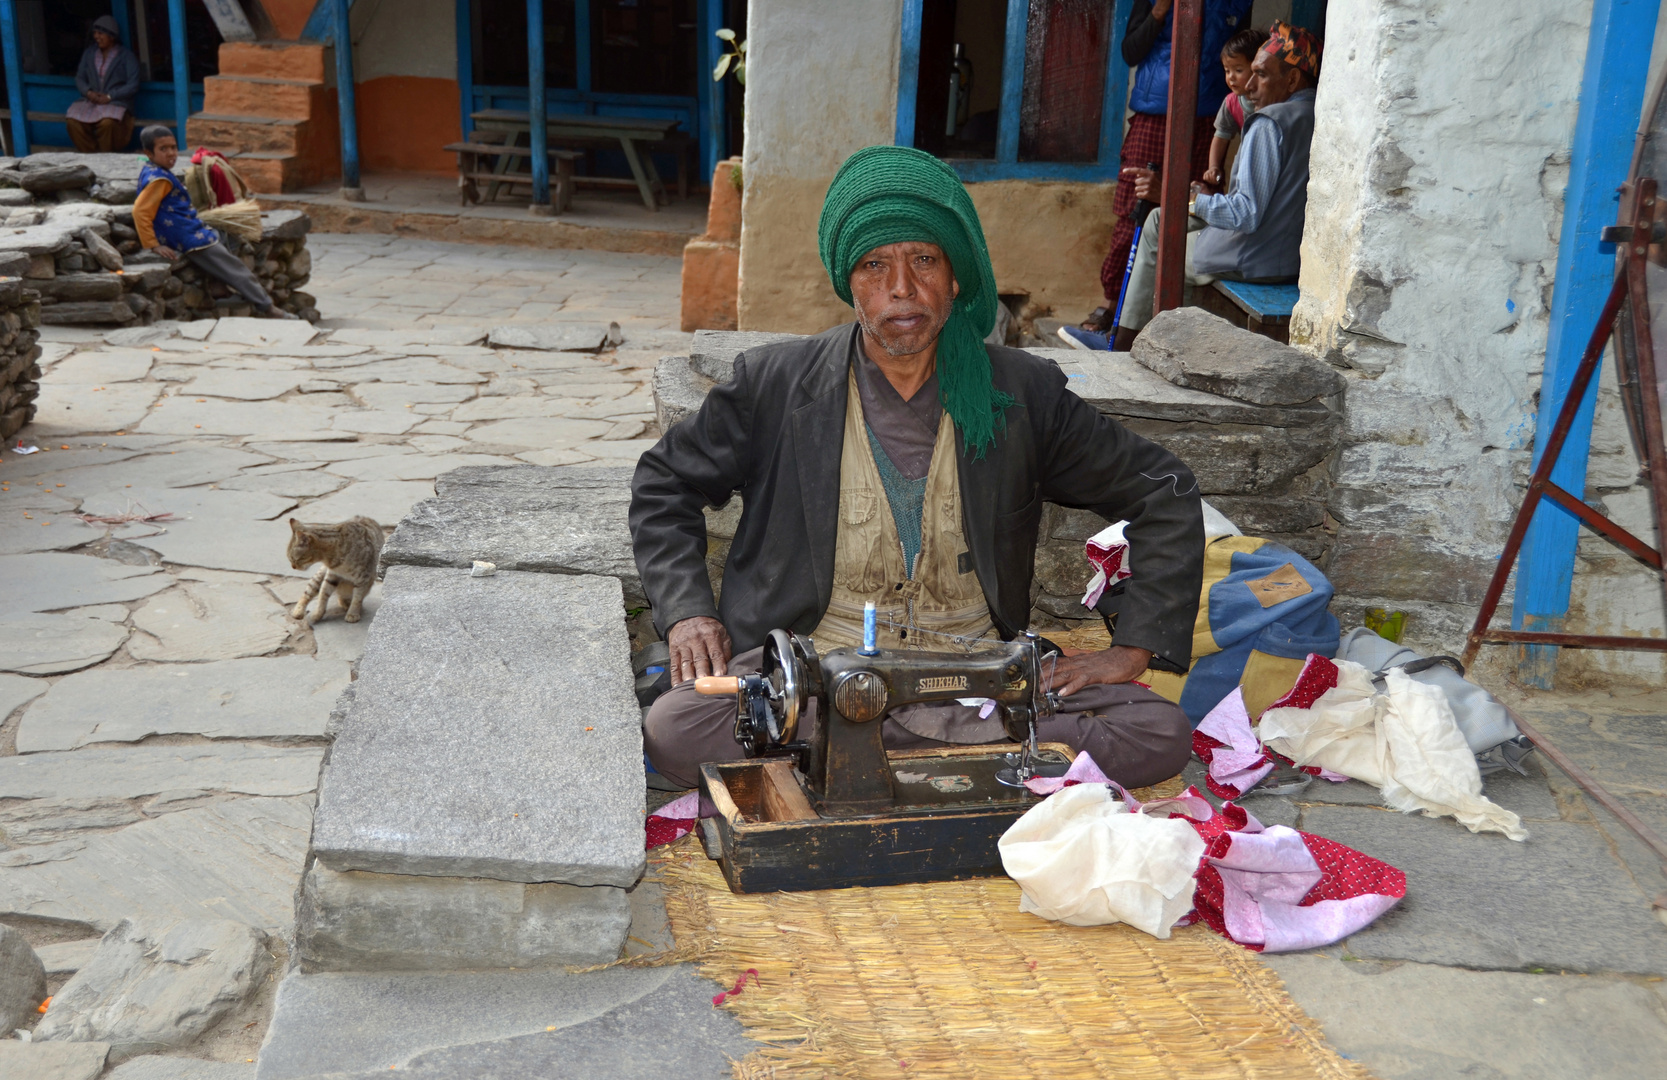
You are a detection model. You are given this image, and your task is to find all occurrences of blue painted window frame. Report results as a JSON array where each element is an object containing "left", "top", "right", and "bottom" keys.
[
  {"left": 454, "top": 0, "right": 726, "bottom": 184},
  {"left": 896, "top": 0, "right": 1134, "bottom": 182}
]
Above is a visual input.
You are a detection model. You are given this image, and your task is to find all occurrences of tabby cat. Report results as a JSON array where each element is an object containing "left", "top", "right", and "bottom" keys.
[{"left": 286, "top": 516, "right": 384, "bottom": 624}]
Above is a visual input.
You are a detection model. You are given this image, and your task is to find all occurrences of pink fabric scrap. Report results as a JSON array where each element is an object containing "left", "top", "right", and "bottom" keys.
[
  {"left": 1192, "top": 688, "right": 1275, "bottom": 799},
  {"left": 645, "top": 790, "right": 699, "bottom": 850}
]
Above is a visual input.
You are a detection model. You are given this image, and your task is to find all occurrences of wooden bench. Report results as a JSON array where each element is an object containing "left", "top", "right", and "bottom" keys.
[
  {"left": 443, "top": 140, "right": 584, "bottom": 211},
  {"left": 0, "top": 109, "right": 171, "bottom": 155},
  {"left": 1197, "top": 279, "right": 1300, "bottom": 343}
]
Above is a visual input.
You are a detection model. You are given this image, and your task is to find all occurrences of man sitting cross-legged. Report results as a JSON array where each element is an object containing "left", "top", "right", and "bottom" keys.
[
  {"left": 631, "top": 144, "right": 1206, "bottom": 791},
  {"left": 132, "top": 126, "right": 297, "bottom": 320}
]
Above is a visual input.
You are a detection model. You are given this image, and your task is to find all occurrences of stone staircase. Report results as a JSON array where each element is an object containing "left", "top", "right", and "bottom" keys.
[{"left": 187, "top": 42, "right": 340, "bottom": 194}]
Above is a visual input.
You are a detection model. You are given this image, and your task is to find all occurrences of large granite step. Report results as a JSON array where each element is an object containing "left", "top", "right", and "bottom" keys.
[
  {"left": 379, "top": 466, "right": 642, "bottom": 605},
  {"left": 310, "top": 564, "right": 644, "bottom": 889}
]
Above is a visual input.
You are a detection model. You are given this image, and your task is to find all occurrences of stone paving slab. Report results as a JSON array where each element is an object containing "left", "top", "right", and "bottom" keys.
[
  {"left": 50, "top": 445, "right": 275, "bottom": 494},
  {"left": 380, "top": 466, "right": 639, "bottom": 600},
  {"left": 0, "top": 798, "right": 142, "bottom": 844},
  {"left": 136, "top": 398, "right": 342, "bottom": 440},
  {"left": 32, "top": 382, "right": 163, "bottom": 435},
  {"left": 102, "top": 487, "right": 309, "bottom": 577},
  {"left": 311, "top": 567, "right": 644, "bottom": 887},
  {"left": 109, "top": 1057, "right": 256, "bottom": 1079},
  {"left": 255, "top": 966, "right": 750, "bottom": 1080},
  {"left": 185, "top": 370, "right": 310, "bottom": 400},
  {"left": 0, "top": 743, "right": 324, "bottom": 801},
  {"left": 17, "top": 656, "right": 350, "bottom": 751},
  {"left": 296, "top": 480, "right": 435, "bottom": 528},
  {"left": 1299, "top": 806, "right": 1667, "bottom": 974},
  {"left": 0, "top": 612, "right": 130, "bottom": 675},
  {"left": 129, "top": 581, "right": 293, "bottom": 662},
  {"left": 295, "top": 862, "right": 629, "bottom": 972},
  {"left": 40, "top": 349, "right": 155, "bottom": 384},
  {"left": 0, "top": 796, "right": 313, "bottom": 933},
  {"left": 1267, "top": 952, "right": 1667, "bottom": 1080},
  {"left": 0, "top": 553, "right": 168, "bottom": 615},
  {"left": 37, "top": 938, "right": 100, "bottom": 976},
  {"left": 207, "top": 318, "right": 320, "bottom": 350},
  {"left": 0, "top": 672, "right": 49, "bottom": 719}
]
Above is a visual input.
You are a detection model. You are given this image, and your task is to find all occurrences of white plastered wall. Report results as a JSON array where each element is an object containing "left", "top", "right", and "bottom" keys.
[
  {"left": 1294, "top": 0, "right": 1667, "bottom": 686},
  {"left": 349, "top": 0, "right": 457, "bottom": 81}
]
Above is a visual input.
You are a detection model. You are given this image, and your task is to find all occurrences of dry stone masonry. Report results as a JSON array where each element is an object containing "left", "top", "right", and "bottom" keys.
[
  {"left": 0, "top": 154, "right": 317, "bottom": 326},
  {"left": 0, "top": 276, "right": 43, "bottom": 440}
]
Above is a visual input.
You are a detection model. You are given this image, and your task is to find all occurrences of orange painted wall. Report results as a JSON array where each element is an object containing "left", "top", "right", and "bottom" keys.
[
  {"left": 259, "top": 0, "right": 319, "bottom": 40},
  {"left": 356, "top": 76, "right": 463, "bottom": 174}
]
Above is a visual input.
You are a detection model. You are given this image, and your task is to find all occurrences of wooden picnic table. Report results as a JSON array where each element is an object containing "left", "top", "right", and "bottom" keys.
[{"left": 469, "top": 110, "right": 684, "bottom": 212}]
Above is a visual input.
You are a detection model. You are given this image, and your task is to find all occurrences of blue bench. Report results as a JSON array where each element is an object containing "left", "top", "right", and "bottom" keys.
[{"left": 1208, "top": 279, "right": 1300, "bottom": 341}]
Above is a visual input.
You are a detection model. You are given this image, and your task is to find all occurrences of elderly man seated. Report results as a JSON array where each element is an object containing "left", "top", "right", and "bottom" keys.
[
  {"left": 631, "top": 145, "right": 1205, "bottom": 792},
  {"left": 1095, "top": 21, "right": 1320, "bottom": 352}
]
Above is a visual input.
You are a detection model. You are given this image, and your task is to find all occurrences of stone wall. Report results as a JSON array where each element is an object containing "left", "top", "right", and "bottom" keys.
[
  {"left": 0, "top": 277, "right": 42, "bottom": 441},
  {"left": 0, "top": 154, "right": 318, "bottom": 325}
]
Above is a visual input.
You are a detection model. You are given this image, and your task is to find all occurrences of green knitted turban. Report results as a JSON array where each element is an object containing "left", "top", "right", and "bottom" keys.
[{"left": 818, "top": 145, "right": 1014, "bottom": 457}]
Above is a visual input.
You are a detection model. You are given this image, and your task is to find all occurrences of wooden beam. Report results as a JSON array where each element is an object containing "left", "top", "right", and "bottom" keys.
[{"left": 1155, "top": 0, "right": 1201, "bottom": 314}]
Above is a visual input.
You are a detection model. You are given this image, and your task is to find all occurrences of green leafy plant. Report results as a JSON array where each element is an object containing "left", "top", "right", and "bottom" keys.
[{"left": 713, "top": 28, "right": 747, "bottom": 86}]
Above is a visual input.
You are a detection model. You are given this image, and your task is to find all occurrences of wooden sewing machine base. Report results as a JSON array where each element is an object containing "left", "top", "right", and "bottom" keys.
[{"left": 698, "top": 743, "right": 1073, "bottom": 894}]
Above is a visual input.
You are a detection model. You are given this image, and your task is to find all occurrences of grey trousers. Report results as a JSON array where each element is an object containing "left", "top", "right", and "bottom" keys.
[
  {"left": 187, "top": 239, "right": 273, "bottom": 312},
  {"left": 642, "top": 646, "right": 1194, "bottom": 790}
]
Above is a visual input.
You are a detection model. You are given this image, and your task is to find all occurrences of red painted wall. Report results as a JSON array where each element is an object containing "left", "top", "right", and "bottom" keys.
[{"left": 356, "top": 76, "right": 463, "bottom": 174}]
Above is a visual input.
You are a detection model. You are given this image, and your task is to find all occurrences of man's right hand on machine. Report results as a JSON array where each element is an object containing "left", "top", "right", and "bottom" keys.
[{"left": 669, "top": 616, "right": 732, "bottom": 685}]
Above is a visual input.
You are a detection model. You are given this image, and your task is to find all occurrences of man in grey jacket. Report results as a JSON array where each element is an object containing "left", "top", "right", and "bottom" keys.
[
  {"left": 67, "top": 16, "right": 142, "bottom": 155},
  {"left": 1106, "top": 21, "right": 1320, "bottom": 351},
  {"left": 630, "top": 146, "right": 1204, "bottom": 790}
]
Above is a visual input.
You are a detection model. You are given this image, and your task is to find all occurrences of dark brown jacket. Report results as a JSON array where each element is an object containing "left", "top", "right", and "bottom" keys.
[{"left": 629, "top": 324, "right": 1204, "bottom": 669}]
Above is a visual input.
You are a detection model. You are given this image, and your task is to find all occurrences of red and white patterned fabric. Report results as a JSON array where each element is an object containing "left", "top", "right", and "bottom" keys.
[
  {"left": 1265, "top": 653, "right": 1341, "bottom": 711},
  {"left": 1191, "top": 688, "right": 1275, "bottom": 799},
  {"left": 1080, "top": 521, "right": 1132, "bottom": 608},
  {"left": 1181, "top": 799, "right": 1405, "bottom": 952},
  {"left": 645, "top": 791, "right": 698, "bottom": 849},
  {"left": 1019, "top": 759, "right": 1403, "bottom": 951}
]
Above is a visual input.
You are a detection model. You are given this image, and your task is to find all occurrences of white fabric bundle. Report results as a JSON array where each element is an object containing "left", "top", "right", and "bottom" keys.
[
  {"left": 999, "top": 783, "right": 1206, "bottom": 935},
  {"left": 1259, "top": 660, "right": 1528, "bottom": 841}
]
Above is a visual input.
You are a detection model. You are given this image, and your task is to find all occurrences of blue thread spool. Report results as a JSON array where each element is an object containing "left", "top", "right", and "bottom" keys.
[{"left": 860, "top": 602, "right": 879, "bottom": 656}]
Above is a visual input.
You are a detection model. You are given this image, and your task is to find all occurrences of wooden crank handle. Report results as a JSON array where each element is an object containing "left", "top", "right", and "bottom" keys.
[{"left": 694, "top": 675, "right": 741, "bottom": 696}]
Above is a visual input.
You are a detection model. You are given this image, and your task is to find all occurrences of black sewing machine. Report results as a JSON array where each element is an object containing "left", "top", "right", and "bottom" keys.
[{"left": 693, "top": 623, "right": 1072, "bottom": 893}]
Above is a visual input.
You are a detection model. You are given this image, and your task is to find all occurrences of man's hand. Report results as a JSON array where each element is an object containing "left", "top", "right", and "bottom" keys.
[
  {"left": 668, "top": 616, "right": 732, "bottom": 686},
  {"left": 153, "top": 246, "right": 180, "bottom": 261},
  {"left": 1120, "top": 166, "right": 1160, "bottom": 203},
  {"left": 1191, "top": 178, "right": 1222, "bottom": 198},
  {"left": 1046, "top": 645, "right": 1154, "bottom": 698},
  {"left": 1200, "top": 167, "right": 1224, "bottom": 190}
]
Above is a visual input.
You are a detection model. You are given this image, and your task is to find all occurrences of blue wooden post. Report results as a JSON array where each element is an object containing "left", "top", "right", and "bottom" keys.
[
  {"left": 168, "top": 0, "right": 190, "bottom": 145},
  {"left": 0, "top": 0, "right": 27, "bottom": 156},
  {"left": 455, "top": 0, "right": 473, "bottom": 143},
  {"left": 1510, "top": 0, "right": 1655, "bottom": 686},
  {"left": 994, "top": 0, "right": 1027, "bottom": 163},
  {"left": 527, "top": 0, "right": 550, "bottom": 211},
  {"left": 109, "top": 4, "right": 133, "bottom": 49},
  {"left": 696, "top": 0, "right": 724, "bottom": 181},
  {"left": 334, "top": 0, "right": 362, "bottom": 196},
  {"left": 895, "top": 0, "right": 922, "bottom": 146}
]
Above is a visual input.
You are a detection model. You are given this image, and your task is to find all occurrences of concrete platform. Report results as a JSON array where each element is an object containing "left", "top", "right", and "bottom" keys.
[
  {"left": 310, "top": 566, "right": 645, "bottom": 888},
  {"left": 380, "top": 466, "right": 640, "bottom": 603}
]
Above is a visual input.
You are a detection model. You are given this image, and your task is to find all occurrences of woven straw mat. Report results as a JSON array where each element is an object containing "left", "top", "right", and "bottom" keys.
[{"left": 647, "top": 790, "right": 1375, "bottom": 1080}]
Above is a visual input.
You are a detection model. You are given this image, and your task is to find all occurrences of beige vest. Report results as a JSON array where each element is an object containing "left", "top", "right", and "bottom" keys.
[{"left": 811, "top": 373, "right": 995, "bottom": 653}]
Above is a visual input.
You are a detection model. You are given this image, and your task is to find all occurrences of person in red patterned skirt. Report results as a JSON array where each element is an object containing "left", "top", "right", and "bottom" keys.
[{"left": 1084, "top": 0, "right": 1253, "bottom": 333}]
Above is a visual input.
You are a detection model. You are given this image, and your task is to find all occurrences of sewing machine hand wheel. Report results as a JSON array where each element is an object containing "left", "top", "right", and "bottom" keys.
[{"left": 733, "top": 629, "right": 818, "bottom": 757}]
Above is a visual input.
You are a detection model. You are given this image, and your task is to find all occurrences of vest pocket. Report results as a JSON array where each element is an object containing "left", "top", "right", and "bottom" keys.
[{"left": 841, "top": 490, "right": 876, "bottom": 525}]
